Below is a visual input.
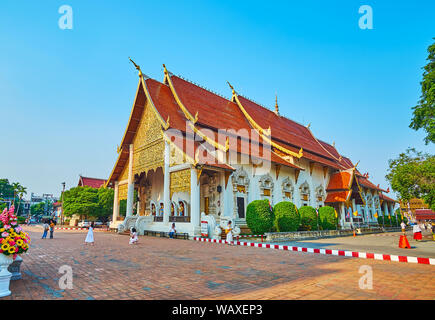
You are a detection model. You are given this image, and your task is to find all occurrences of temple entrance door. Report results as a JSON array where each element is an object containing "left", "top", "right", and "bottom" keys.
[
  {"left": 204, "top": 197, "right": 209, "bottom": 215},
  {"left": 237, "top": 197, "right": 245, "bottom": 219}
]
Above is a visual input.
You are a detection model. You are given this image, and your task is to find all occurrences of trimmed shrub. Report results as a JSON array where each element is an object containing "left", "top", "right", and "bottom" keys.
[
  {"left": 298, "top": 206, "right": 318, "bottom": 231},
  {"left": 273, "top": 202, "right": 300, "bottom": 232},
  {"left": 246, "top": 200, "right": 274, "bottom": 234},
  {"left": 318, "top": 206, "right": 337, "bottom": 230}
]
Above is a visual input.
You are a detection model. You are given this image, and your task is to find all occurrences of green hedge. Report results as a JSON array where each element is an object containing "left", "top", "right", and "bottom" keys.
[
  {"left": 246, "top": 200, "right": 274, "bottom": 234},
  {"left": 318, "top": 206, "right": 337, "bottom": 230},
  {"left": 273, "top": 202, "right": 300, "bottom": 232},
  {"left": 298, "top": 206, "right": 318, "bottom": 231}
]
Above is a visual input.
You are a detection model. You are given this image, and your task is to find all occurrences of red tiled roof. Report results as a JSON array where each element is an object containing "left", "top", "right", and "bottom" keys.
[
  {"left": 379, "top": 193, "right": 396, "bottom": 203},
  {"left": 326, "top": 171, "right": 353, "bottom": 191},
  {"left": 78, "top": 176, "right": 106, "bottom": 188},
  {"left": 415, "top": 209, "right": 435, "bottom": 220},
  {"left": 325, "top": 190, "right": 351, "bottom": 203}
]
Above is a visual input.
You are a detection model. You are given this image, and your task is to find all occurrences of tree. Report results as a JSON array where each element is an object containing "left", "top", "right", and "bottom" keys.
[
  {"left": 63, "top": 186, "right": 115, "bottom": 221},
  {"left": 96, "top": 188, "right": 114, "bottom": 222},
  {"left": 386, "top": 148, "right": 435, "bottom": 210},
  {"left": 410, "top": 39, "right": 435, "bottom": 144},
  {"left": 31, "top": 202, "right": 46, "bottom": 216}
]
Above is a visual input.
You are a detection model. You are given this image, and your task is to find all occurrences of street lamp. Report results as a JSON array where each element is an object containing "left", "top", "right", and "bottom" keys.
[{"left": 61, "top": 182, "right": 66, "bottom": 225}]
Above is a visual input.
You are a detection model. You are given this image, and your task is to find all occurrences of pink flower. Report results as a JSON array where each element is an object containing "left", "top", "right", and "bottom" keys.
[
  {"left": 11, "top": 221, "right": 17, "bottom": 226},
  {"left": 1, "top": 232, "right": 8, "bottom": 237},
  {"left": 9, "top": 241, "right": 15, "bottom": 246},
  {"left": 14, "top": 247, "right": 18, "bottom": 253},
  {"left": 4, "top": 225, "right": 10, "bottom": 230},
  {"left": 15, "top": 226, "right": 22, "bottom": 232}
]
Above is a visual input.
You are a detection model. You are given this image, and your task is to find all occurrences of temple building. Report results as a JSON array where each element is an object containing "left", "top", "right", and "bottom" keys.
[
  {"left": 78, "top": 175, "right": 107, "bottom": 188},
  {"left": 106, "top": 63, "right": 396, "bottom": 237}
]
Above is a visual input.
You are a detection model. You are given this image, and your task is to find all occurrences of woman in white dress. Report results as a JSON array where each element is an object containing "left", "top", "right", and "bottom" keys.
[
  {"left": 129, "top": 228, "right": 138, "bottom": 245},
  {"left": 85, "top": 222, "right": 95, "bottom": 245},
  {"left": 225, "top": 221, "right": 233, "bottom": 245}
]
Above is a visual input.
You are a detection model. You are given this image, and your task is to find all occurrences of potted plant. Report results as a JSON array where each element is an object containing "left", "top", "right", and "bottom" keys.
[{"left": 0, "top": 205, "right": 31, "bottom": 297}]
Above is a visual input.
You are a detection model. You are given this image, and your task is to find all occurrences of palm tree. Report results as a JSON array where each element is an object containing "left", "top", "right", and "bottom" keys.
[
  {"left": 11, "top": 182, "right": 21, "bottom": 205},
  {"left": 16, "top": 186, "right": 27, "bottom": 216}
]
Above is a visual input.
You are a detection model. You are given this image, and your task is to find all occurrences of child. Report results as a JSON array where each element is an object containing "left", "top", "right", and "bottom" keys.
[
  {"left": 225, "top": 221, "right": 233, "bottom": 245},
  {"left": 169, "top": 223, "right": 176, "bottom": 239},
  {"left": 85, "top": 222, "right": 95, "bottom": 245},
  {"left": 129, "top": 228, "right": 138, "bottom": 245},
  {"left": 413, "top": 222, "right": 422, "bottom": 241}
]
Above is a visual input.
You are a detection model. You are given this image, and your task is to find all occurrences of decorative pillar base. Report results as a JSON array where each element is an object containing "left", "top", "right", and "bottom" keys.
[
  {"left": 8, "top": 255, "right": 23, "bottom": 280},
  {"left": 0, "top": 255, "right": 14, "bottom": 298}
]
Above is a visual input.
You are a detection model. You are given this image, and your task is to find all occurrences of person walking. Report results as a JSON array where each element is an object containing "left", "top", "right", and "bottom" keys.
[
  {"left": 225, "top": 220, "right": 233, "bottom": 245},
  {"left": 400, "top": 221, "right": 406, "bottom": 234},
  {"left": 169, "top": 223, "right": 176, "bottom": 239},
  {"left": 129, "top": 228, "right": 138, "bottom": 245},
  {"left": 413, "top": 222, "right": 422, "bottom": 241},
  {"left": 85, "top": 222, "right": 95, "bottom": 245},
  {"left": 431, "top": 223, "right": 435, "bottom": 241},
  {"left": 41, "top": 220, "right": 49, "bottom": 239},
  {"left": 49, "top": 220, "right": 55, "bottom": 239}
]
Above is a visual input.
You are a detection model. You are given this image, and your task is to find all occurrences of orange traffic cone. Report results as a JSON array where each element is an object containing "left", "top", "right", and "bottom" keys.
[
  {"left": 399, "top": 235, "right": 411, "bottom": 249},
  {"left": 353, "top": 230, "right": 356, "bottom": 237}
]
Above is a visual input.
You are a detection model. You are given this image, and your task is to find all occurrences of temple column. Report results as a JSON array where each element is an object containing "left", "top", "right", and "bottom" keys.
[
  {"left": 190, "top": 167, "right": 200, "bottom": 235},
  {"left": 163, "top": 141, "right": 170, "bottom": 225},
  {"left": 126, "top": 144, "right": 134, "bottom": 217},
  {"left": 351, "top": 199, "right": 356, "bottom": 226},
  {"left": 112, "top": 181, "right": 119, "bottom": 222},
  {"left": 340, "top": 203, "right": 346, "bottom": 229}
]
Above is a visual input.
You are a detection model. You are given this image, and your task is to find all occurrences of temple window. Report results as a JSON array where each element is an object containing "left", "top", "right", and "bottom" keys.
[
  {"left": 299, "top": 181, "right": 310, "bottom": 206},
  {"left": 282, "top": 177, "right": 294, "bottom": 202},
  {"left": 259, "top": 174, "right": 274, "bottom": 204},
  {"left": 315, "top": 185, "right": 325, "bottom": 208}
]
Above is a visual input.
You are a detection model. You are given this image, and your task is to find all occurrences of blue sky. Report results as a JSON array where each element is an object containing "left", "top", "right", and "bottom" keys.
[{"left": 0, "top": 0, "right": 434, "bottom": 199}]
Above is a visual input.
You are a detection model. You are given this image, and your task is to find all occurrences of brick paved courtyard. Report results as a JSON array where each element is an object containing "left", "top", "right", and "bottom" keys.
[{"left": 2, "top": 227, "right": 434, "bottom": 300}]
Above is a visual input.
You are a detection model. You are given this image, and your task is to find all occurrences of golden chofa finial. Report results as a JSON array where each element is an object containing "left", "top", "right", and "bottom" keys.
[
  {"left": 274, "top": 95, "right": 279, "bottom": 115},
  {"left": 306, "top": 123, "right": 311, "bottom": 129},
  {"left": 332, "top": 141, "right": 335, "bottom": 147},
  {"left": 354, "top": 160, "right": 360, "bottom": 169},
  {"left": 227, "top": 81, "right": 235, "bottom": 95},
  {"left": 129, "top": 57, "right": 143, "bottom": 78},
  {"left": 163, "top": 63, "right": 168, "bottom": 75}
]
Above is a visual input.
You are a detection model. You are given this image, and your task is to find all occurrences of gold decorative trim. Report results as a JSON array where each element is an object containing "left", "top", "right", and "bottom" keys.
[
  {"left": 187, "top": 122, "right": 229, "bottom": 152},
  {"left": 228, "top": 82, "right": 303, "bottom": 159},
  {"left": 140, "top": 76, "right": 170, "bottom": 130},
  {"left": 163, "top": 64, "right": 198, "bottom": 124}
]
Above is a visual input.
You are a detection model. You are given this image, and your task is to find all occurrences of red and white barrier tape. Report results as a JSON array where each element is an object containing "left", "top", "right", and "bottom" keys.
[
  {"left": 55, "top": 227, "right": 109, "bottom": 232},
  {"left": 237, "top": 235, "right": 263, "bottom": 238},
  {"left": 193, "top": 237, "right": 435, "bottom": 266}
]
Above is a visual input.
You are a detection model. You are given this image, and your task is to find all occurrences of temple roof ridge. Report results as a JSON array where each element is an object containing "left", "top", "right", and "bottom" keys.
[{"left": 173, "top": 73, "right": 230, "bottom": 101}]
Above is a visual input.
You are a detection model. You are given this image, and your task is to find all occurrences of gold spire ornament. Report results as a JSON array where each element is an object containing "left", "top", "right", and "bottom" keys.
[
  {"left": 274, "top": 95, "right": 279, "bottom": 115},
  {"left": 129, "top": 57, "right": 143, "bottom": 78}
]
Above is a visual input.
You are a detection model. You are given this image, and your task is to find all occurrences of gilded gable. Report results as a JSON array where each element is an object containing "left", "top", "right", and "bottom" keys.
[{"left": 132, "top": 100, "right": 165, "bottom": 175}]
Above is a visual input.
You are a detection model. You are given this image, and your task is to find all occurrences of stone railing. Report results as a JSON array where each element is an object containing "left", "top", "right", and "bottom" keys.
[{"left": 265, "top": 227, "right": 387, "bottom": 242}]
